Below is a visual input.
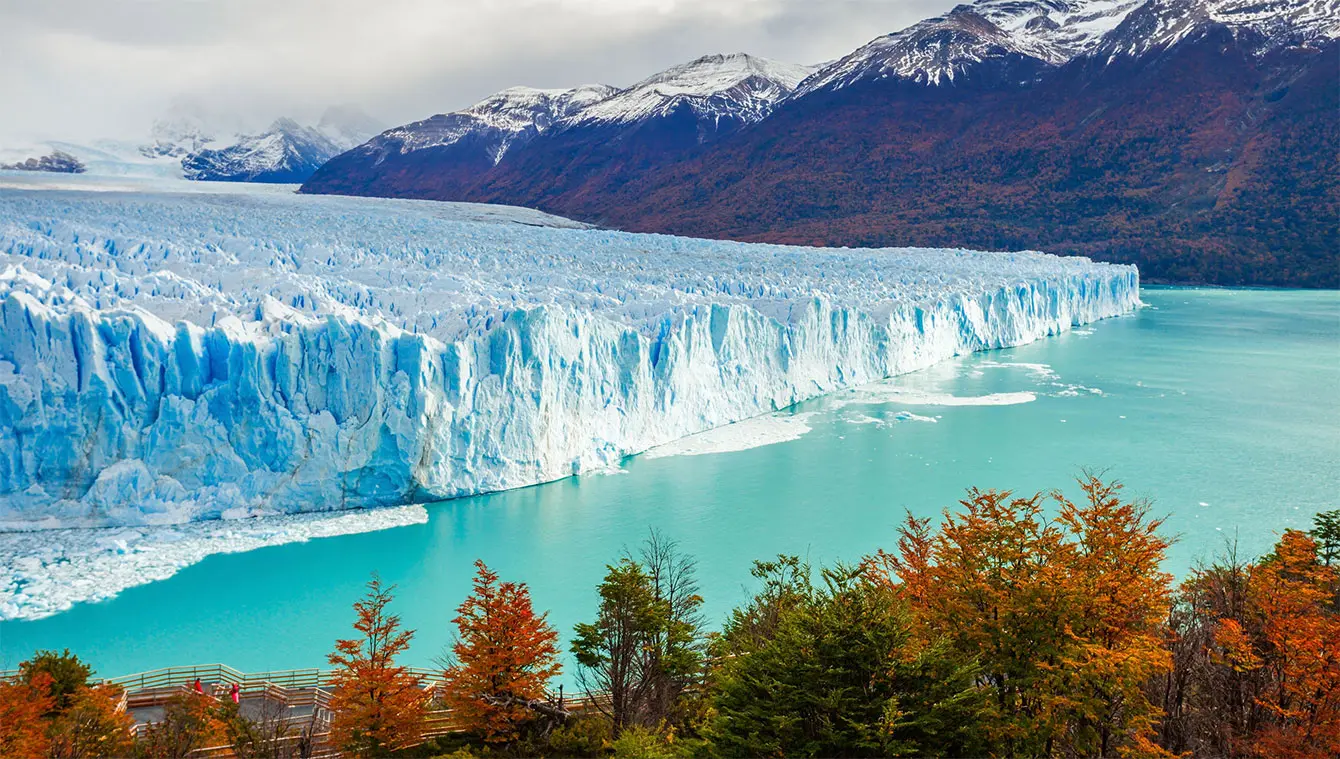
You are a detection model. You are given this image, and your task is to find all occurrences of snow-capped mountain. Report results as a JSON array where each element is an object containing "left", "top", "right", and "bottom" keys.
[
  {"left": 794, "top": 0, "right": 1142, "bottom": 93},
  {"left": 364, "top": 84, "right": 614, "bottom": 166},
  {"left": 174, "top": 106, "right": 384, "bottom": 183},
  {"left": 140, "top": 100, "right": 221, "bottom": 159},
  {"left": 301, "top": 0, "right": 1336, "bottom": 287},
  {"left": 568, "top": 53, "right": 815, "bottom": 128},
  {"left": 1092, "top": 0, "right": 1340, "bottom": 60},
  {"left": 301, "top": 54, "right": 813, "bottom": 199}
]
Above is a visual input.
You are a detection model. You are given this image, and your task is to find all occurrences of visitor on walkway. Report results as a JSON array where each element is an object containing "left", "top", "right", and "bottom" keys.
[
  {"left": 231, "top": 682, "right": 240, "bottom": 704},
  {"left": 193, "top": 678, "right": 204, "bottom": 695}
]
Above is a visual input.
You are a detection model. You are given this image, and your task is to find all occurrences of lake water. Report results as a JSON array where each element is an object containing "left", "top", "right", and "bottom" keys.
[{"left": 1, "top": 287, "right": 1336, "bottom": 679}]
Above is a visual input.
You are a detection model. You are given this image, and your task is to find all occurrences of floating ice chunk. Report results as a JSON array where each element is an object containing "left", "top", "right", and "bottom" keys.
[
  {"left": 644, "top": 412, "right": 816, "bottom": 459},
  {"left": 837, "top": 385, "right": 1038, "bottom": 407},
  {"left": 0, "top": 505, "right": 428, "bottom": 621},
  {"left": 893, "top": 411, "right": 939, "bottom": 423},
  {"left": 845, "top": 413, "right": 887, "bottom": 427},
  {"left": 977, "top": 361, "right": 1059, "bottom": 381}
]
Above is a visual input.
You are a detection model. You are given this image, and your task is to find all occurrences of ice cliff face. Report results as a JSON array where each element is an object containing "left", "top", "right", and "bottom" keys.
[{"left": 0, "top": 185, "right": 1139, "bottom": 529}]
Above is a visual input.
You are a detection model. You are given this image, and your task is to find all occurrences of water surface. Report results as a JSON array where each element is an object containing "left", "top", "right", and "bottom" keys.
[{"left": 2, "top": 288, "right": 1336, "bottom": 678}]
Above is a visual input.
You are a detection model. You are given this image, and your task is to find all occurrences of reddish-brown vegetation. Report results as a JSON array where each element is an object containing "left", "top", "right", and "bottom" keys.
[
  {"left": 327, "top": 576, "right": 428, "bottom": 758},
  {"left": 442, "top": 560, "right": 562, "bottom": 743}
]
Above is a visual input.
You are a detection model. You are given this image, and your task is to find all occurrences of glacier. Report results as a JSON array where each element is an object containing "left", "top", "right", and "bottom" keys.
[{"left": 0, "top": 180, "right": 1138, "bottom": 535}]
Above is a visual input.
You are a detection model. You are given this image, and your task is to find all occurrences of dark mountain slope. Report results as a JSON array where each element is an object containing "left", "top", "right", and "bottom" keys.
[{"left": 529, "top": 33, "right": 1337, "bottom": 286}]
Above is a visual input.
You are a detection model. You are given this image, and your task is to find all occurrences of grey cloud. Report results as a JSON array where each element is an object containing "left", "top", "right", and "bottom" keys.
[{"left": 0, "top": 0, "right": 953, "bottom": 144}]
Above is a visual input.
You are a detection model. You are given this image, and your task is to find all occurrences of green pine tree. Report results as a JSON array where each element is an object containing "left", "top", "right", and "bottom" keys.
[{"left": 709, "top": 558, "right": 988, "bottom": 758}]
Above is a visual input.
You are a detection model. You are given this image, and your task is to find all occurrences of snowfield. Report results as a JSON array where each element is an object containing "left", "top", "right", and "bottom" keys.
[{"left": 0, "top": 179, "right": 1137, "bottom": 617}]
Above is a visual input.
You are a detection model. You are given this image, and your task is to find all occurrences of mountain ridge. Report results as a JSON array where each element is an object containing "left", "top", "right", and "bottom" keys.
[{"left": 297, "top": 0, "right": 1339, "bottom": 287}]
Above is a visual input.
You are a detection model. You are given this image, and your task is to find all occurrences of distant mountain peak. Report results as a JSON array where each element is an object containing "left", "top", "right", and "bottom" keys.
[
  {"left": 794, "top": 0, "right": 1144, "bottom": 94},
  {"left": 1093, "top": 0, "right": 1340, "bottom": 61},
  {"left": 569, "top": 52, "right": 816, "bottom": 127},
  {"left": 364, "top": 83, "right": 617, "bottom": 166}
]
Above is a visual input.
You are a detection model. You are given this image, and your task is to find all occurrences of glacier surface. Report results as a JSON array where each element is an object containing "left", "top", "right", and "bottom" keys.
[{"left": 0, "top": 181, "right": 1139, "bottom": 533}]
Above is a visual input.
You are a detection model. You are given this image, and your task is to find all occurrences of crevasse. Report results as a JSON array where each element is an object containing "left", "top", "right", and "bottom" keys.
[{"left": 0, "top": 186, "right": 1139, "bottom": 529}]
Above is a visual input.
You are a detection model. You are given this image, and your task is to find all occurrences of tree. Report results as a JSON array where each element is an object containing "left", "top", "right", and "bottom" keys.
[
  {"left": 1310, "top": 509, "right": 1340, "bottom": 567},
  {"left": 1218, "top": 530, "right": 1340, "bottom": 758},
  {"left": 572, "top": 559, "right": 665, "bottom": 733},
  {"left": 442, "top": 560, "right": 562, "bottom": 743},
  {"left": 875, "top": 476, "right": 1175, "bottom": 757},
  {"left": 221, "top": 694, "right": 314, "bottom": 759},
  {"left": 0, "top": 671, "right": 54, "bottom": 758},
  {"left": 327, "top": 575, "right": 427, "bottom": 758},
  {"left": 48, "top": 684, "right": 134, "bottom": 759},
  {"left": 636, "top": 531, "right": 707, "bottom": 727},
  {"left": 571, "top": 534, "right": 705, "bottom": 734},
  {"left": 711, "top": 559, "right": 987, "bottom": 757},
  {"left": 1153, "top": 543, "right": 1254, "bottom": 756},
  {"left": 20, "top": 649, "right": 93, "bottom": 717},
  {"left": 133, "top": 692, "right": 227, "bottom": 758},
  {"left": 1052, "top": 475, "right": 1175, "bottom": 758},
  {"left": 1158, "top": 522, "right": 1340, "bottom": 758}
]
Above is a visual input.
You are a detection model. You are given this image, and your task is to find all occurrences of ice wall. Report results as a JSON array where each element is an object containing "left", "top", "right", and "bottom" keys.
[{"left": 0, "top": 185, "right": 1139, "bottom": 528}]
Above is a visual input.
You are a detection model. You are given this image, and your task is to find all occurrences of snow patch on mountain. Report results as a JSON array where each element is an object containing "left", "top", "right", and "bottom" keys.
[
  {"left": 568, "top": 53, "right": 816, "bottom": 127},
  {"left": 367, "top": 85, "right": 615, "bottom": 165},
  {"left": 0, "top": 180, "right": 1138, "bottom": 532},
  {"left": 1093, "top": 0, "right": 1340, "bottom": 61},
  {"left": 795, "top": 0, "right": 1144, "bottom": 93}
]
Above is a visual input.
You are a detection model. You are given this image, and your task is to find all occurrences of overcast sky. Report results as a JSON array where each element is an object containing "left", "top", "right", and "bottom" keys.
[{"left": 0, "top": 0, "right": 955, "bottom": 144}]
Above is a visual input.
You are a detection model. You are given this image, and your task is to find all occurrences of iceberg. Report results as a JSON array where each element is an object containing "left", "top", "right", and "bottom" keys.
[{"left": 0, "top": 181, "right": 1140, "bottom": 530}]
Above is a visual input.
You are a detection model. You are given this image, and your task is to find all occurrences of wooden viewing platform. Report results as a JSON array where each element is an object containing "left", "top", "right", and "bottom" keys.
[{"left": 1, "top": 663, "right": 605, "bottom": 758}]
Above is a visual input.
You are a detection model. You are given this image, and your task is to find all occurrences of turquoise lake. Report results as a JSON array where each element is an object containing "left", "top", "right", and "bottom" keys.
[{"left": 1, "top": 287, "right": 1336, "bottom": 679}]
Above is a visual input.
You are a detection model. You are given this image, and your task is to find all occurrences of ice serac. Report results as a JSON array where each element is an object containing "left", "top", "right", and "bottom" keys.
[{"left": 0, "top": 186, "right": 1139, "bottom": 529}]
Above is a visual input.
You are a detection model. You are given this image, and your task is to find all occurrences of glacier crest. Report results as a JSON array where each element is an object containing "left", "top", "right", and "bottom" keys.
[{"left": 0, "top": 186, "right": 1140, "bottom": 528}]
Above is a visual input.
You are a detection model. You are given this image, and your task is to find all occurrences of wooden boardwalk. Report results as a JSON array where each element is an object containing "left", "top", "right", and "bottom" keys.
[{"left": 3, "top": 663, "right": 603, "bottom": 758}]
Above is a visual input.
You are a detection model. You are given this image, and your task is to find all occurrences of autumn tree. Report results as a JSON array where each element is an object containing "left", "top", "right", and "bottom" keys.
[
  {"left": 20, "top": 649, "right": 93, "bottom": 717},
  {"left": 1052, "top": 476, "right": 1175, "bottom": 757},
  {"left": 48, "top": 683, "right": 134, "bottom": 759},
  {"left": 8, "top": 649, "right": 135, "bottom": 759},
  {"left": 874, "top": 476, "right": 1175, "bottom": 757},
  {"left": 133, "top": 692, "right": 227, "bottom": 758},
  {"left": 328, "top": 575, "right": 427, "bottom": 758},
  {"left": 0, "top": 671, "right": 55, "bottom": 758},
  {"left": 1216, "top": 529, "right": 1340, "bottom": 758},
  {"left": 1158, "top": 511, "right": 1340, "bottom": 758},
  {"left": 442, "top": 560, "right": 562, "bottom": 743}
]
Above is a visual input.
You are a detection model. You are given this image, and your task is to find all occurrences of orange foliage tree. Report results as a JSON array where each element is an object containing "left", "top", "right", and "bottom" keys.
[
  {"left": 442, "top": 560, "right": 562, "bottom": 743},
  {"left": 0, "top": 671, "right": 54, "bottom": 758},
  {"left": 49, "top": 683, "right": 135, "bottom": 758},
  {"left": 328, "top": 575, "right": 428, "bottom": 758},
  {"left": 873, "top": 475, "right": 1175, "bottom": 757},
  {"left": 1216, "top": 530, "right": 1340, "bottom": 758}
]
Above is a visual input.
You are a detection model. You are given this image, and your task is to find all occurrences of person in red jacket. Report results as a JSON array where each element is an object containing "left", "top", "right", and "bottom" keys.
[{"left": 230, "top": 682, "right": 241, "bottom": 705}]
